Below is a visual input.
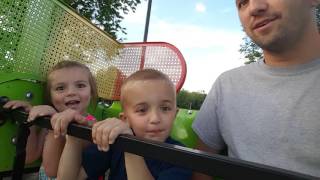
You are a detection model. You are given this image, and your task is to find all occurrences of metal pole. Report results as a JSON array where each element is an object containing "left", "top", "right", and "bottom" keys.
[{"left": 143, "top": 0, "right": 152, "bottom": 42}]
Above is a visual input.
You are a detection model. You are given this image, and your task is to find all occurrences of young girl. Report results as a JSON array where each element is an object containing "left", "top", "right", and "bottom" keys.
[{"left": 25, "top": 60, "right": 98, "bottom": 179}]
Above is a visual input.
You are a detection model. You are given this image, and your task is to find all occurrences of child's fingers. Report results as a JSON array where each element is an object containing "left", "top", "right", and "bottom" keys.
[
  {"left": 92, "top": 120, "right": 105, "bottom": 143},
  {"left": 3, "top": 101, "right": 14, "bottom": 109},
  {"left": 108, "top": 125, "right": 122, "bottom": 145},
  {"left": 109, "top": 123, "right": 133, "bottom": 144},
  {"left": 27, "top": 106, "right": 50, "bottom": 122},
  {"left": 60, "top": 118, "right": 68, "bottom": 136},
  {"left": 74, "top": 115, "right": 88, "bottom": 126},
  {"left": 3, "top": 101, "right": 26, "bottom": 110},
  {"left": 27, "top": 109, "right": 39, "bottom": 122},
  {"left": 52, "top": 116, "right": 62, "bottom": 138},
  {"left": 101, "top": 130, "right": 110, "bottom": 152},
  {"left": 92, "top": 121, "right": 99, "bottom": 143},
  {"left": 95, "top": 124, "right": 107, "bottom": 147}
]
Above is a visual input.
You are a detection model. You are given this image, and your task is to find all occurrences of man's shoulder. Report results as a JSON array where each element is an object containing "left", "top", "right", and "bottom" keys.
[{"left": 218, "top": 62, "right": 258, "bottom": 81}]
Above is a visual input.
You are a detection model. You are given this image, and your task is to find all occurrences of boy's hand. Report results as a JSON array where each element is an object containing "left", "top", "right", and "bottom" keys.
[
  {"left": 92, "top": 118, "right": 133, "bottom": 152},
  {"left": 27, "top": 105, "right": 57, "bottom": 122},
  {"left": 50, "top": 109, "right": 86, "bottom": 138},
  {"left": 3, "top": 100, "right": 32, "bottom": 112}
]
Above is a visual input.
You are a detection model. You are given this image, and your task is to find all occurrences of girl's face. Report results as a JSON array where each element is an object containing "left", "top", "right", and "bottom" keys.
[{"left": 49, "top": 67, "right": 92, "bottom": 114}]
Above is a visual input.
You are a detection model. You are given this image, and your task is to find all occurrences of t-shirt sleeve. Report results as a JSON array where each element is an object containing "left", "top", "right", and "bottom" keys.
[
  {"left": 82, "top": 144, "right": 111, "bottom": 179},
  {"left": 192, "top": 77, "right": 226, "bottom": 150}
]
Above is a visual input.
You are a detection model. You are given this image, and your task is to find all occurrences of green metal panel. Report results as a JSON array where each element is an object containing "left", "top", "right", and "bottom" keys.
[
  {"left": 171, "top": 109, "right": 198, "bottom": 148},
  {"left": 0, "top": 72, "right": 44, "bottom": 172},
  {"left": 0, "top": 0, "right": 121, "bottom": 95}
]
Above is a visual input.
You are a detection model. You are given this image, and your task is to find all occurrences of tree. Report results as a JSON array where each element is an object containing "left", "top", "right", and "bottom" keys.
[
  {"left": 239, "top": 5, "right": 320, "bottom": 64},
  {"left": 177, "top": 89, "right": 206, "bottom": 110},
  {"left": 63, "top": 0, "right": 141, "bottom": 40},
  {"left": 239, "top": 36, "right": 263, "bottom": 64}
]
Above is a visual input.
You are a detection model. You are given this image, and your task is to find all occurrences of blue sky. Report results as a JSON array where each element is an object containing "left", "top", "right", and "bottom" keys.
[{"left": 118, "top": 1, "right": 246, "bottom": 93}]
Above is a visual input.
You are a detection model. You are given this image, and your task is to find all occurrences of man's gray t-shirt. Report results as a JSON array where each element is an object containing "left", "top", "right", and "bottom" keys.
[{"left": 192, "top": 59, "right": 320, "bottom": 177}]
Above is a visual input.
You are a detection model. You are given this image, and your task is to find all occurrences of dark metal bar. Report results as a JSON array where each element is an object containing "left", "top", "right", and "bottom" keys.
[
  {"left": 35, "top": 119, "right": 317, "bottom": 179},
  {"left": 11, "top": 121, "right": 30, "bottom": 180},
  {"left": 143, "top": 0, "right": 152, "bottom": 42},
  {"left": 0, "top": 98, "right": 317, "bottom": 180}
]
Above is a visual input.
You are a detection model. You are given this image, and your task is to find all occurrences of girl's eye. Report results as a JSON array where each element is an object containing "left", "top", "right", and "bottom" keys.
[
  {"left": 77, "top": 83, "right": 87, "bottom": 88},
  {"left": 55, "top": 86, "right": 64, "bottom": 91}
]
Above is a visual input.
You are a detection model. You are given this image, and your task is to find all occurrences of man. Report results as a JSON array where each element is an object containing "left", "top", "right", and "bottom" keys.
[{"left": 192, "top": 0, "right": 320, "bottom": 179}]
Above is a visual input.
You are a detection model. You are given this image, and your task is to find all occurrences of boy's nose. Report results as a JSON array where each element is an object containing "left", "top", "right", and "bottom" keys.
[
  {"left": 149, "top": 110, "right": 161, "bottom": 124},
  {"left": 249, "top": 0, "right": 268, "bottom": 16}
]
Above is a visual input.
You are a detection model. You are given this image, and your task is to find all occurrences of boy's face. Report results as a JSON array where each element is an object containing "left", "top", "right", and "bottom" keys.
[
  {"left": 236, "top": 0, "right": 316, "bottom": 52},
  {"left": 49, "top": 67, "right": 91, "bottom": 114},
  {"left": 121, "top": 80, "right": 177, "bottom": 142}
]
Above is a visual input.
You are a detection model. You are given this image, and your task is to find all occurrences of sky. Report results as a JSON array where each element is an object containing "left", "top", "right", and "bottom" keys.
[{"left": 117, "top": 0, "right": 246, "bottom": 93}]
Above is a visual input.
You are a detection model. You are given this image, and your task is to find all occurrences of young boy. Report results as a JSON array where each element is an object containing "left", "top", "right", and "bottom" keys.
[{"left": 56, "top": 69, "right": 192, "bottom": 180}]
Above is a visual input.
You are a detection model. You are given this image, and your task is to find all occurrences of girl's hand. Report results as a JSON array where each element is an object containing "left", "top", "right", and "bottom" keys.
[
  {"left": 92, "top": 118, "right": 133, "bottom": 152},
  {"left": 3, "top": 100, "right": 32, "bottom": 112},
  {"left": 27, "top": 105, "right": 57, "bottom": 122},
  {"left": 50, "top": 109, "right": 86, "bottom": 138}
]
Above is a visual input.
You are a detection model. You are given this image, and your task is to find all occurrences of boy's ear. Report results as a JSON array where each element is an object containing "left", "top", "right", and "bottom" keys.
[
  {"left": 119, "top": 112, "right": 127, "bottom": 122},
  {"left": 175, "top": 108, "right": 179, "bottom": 117}
]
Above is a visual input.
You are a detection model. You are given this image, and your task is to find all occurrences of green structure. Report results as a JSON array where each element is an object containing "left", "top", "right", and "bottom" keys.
[{"left": 0, "top": 0, "right": 197, "bottom": 174}]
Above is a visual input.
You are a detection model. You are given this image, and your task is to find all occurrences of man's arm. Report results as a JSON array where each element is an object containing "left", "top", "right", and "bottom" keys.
[{"left": 192, "top": 139, "right": 220, "bottom": 180}]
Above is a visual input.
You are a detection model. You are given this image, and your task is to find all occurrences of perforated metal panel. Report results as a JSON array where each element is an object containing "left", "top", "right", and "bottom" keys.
[{"left": 0, "top": 0, "right": 186, "bottom": 101}]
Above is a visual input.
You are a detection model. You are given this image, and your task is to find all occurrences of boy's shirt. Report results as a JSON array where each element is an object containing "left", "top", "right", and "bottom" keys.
[{"left": 82, "top": 137, "right": 192, "bottom": 180}]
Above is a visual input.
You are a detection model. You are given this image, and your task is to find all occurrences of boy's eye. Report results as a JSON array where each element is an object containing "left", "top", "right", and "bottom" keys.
[
  {"left": 135, "top": 105, "right": 148, "bottom": 113},
  {"left": 161, "top": 106, "right": 172, "bottom": 112},
  {"left": 136, "top": 108, "right": 147, "bottom": 113}
]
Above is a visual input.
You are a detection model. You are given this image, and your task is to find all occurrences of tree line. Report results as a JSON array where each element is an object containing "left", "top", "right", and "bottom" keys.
[{"left": 177, "top": 89, "right": 206, "bottom": 110}]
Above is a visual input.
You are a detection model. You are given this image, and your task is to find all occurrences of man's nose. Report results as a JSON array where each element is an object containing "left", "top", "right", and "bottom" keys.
[{"left": 249, "top": 0, "right": 268, "bottom": 16}]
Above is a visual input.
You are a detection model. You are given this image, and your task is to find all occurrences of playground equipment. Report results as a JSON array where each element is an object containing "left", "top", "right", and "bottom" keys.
[
  {"left": 0, "top": 0, "right": 316, "bottom": 179},
  {"left": 0, "top": 0, "right": 198, "bottom": 176}
]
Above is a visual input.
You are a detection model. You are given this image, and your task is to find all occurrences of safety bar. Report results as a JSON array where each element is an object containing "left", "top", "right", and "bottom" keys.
[{"left": 0, "top": 97, "right": 317, "bottom": 180}]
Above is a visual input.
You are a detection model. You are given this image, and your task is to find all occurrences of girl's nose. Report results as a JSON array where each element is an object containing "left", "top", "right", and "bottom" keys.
[{"left": 66, "top": 87, "right": 76, "bottom": 96}]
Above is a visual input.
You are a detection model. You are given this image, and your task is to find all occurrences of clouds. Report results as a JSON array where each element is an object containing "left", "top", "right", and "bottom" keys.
[
  {"left": 119, "top": 1, "right": 245, "bottom": 93},
  {"left": 195, "top": 2, "right": 206, "bottom": 13},
  {"left": 147, "top": 21, "right": 244, "bottom": 92}
]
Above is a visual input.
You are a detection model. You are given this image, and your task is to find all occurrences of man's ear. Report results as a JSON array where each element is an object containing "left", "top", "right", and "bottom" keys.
[{"left": 310, "top": 0, "right": 320, "bottom": 7}]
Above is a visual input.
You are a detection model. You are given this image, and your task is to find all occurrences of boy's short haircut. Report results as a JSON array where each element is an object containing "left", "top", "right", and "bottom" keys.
[
  {"left": 45, "top": 60, "right": 97, "bottom": 105},
  {"left": 120, "top": 69, "right": 175, "bottom": 104}
]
